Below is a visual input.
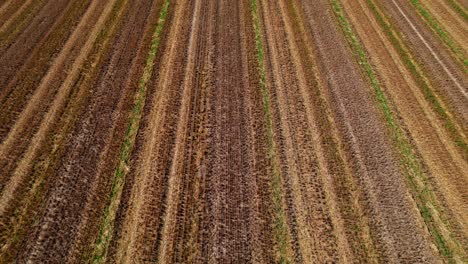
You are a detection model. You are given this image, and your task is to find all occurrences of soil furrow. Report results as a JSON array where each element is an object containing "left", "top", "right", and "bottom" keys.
[
  {"left": 0, "top": 0, "right": 92, "bottom": 141},
  {"left": 69, "top": 1, "right": 168, "bottom": 262},
  {"left": 0, "top": 0, "right": 116, "bottom": 216},
  {"left": 376, "top": 0, "right": 468, "bottom": 129},
  {"left": 154, "top": 0, "right": 208, "bottom": 261},
  {"left": 397, "top": 0, "right": 467, "bottom": 87},
  {"left": 285, "top": 1, "right": 381, "bottom": 262},
  {"left": 0, "top": 0, "right": 13, "bottom": 13},
  {"left": 279, "top": 0, "right": 383, "bottom": 261},
  {"left": 0, "top": 0, "right": 32, "bottom": 31},
  {"left": 1, "top": 0, "right": 465, "bottom": 262},
  {"left": 0, "top": 0, "right": 74, "bottom": 93},
  {"left": 259, "top": 0, "right": 347, "bottom": 261},
  {"left": 419, "top": 0, "right": 468, "bottom": 56},
  {"left": 89, "top": 1, "right": 170, "bottom": 262},
  {"left": 0, "top": 0, "right": 47, "bottom": 54},
  {"left": 297, "top": 0, "right": 440, "bottom": 262},
  {"left": 445, "top": 0, "right": 468, "bottom": 20},
  {"left": 110, "top": 1, "right": 195, "bottom": 262},
  {"left": 18, "top": 0, "right": 160, "bottom": 262},
  {"left": 340, "top": 0, "right": 467, "bottom": 260},
  {"left": 333, "top": 0, "right": 465, "bottom": 261},
  {"left": 238, "top": 1, "right": 277, "bottom": 261},
  {"left": 0, "top": 0, "right": 130, "bottom": 260},
  {"left": 201, "top": 0, "right": 268, "bottom": 262}
]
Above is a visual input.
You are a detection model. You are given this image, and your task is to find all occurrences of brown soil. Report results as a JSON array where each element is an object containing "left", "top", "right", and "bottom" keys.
[
  {"left": 12, "top": 0, "right": 163, "bottom": 262},
  {"left": 0, "top": 0, "right": 113, "bottom": 213},
  {"left": 295, "top": 0, "right": 440, "bottom": 262},
  {"left": 342, "top": 0, "right": 468, "bottom": 256},
  {"left": 0, "top": 0, "right": 73, "bottom": 91},
  {"left": 0, "top": 0, "right": 131, "bottom": 261},
  {"left": 423, "top": 0, "right": 468, "bottom": 51},
  {"left": 0, "top": 0, "right": 48, "bottom": 50},
  {"left": 0, "top": 0, "right": 465, "bottom": 262},
  {"left": 0, "top": 0, "right": 30, "bottom": 28},
  {"left": 377, "top": 0, "right": 468, "bottom": 128},
  {"left": 0, "top": 0, "right": 91, "bottom": 141}
]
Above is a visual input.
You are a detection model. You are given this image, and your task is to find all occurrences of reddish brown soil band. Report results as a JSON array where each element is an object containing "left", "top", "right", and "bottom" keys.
[
  {"left": 16, "top": 0, "right": 163, "bottom": 262},
  {"left": 0, "top": 0, "right": 129, "bottom": 261},
  {"left": 0, "top": 0, "right": 73, "bottom": 90},
  {"left": 0, "top": 0, "right": 92, "bottom": 142},
  {"left": 0, "top": 0, "right": 465, "bottom": 262},
  {"left": 0, "top": 0, "right": 110, "bottom": 198}
]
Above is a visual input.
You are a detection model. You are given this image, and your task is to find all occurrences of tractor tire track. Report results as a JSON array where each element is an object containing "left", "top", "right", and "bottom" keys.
[
  {"left": 0, "top": 0, "right": 117, "bottom": 216},
  {"left": 0, "top": 0, "right": 129, "bottom": 261},
  {"left": 0, "top": 0, "right": 92, "bottom": 141},
  {"left": 0, "top": 0, "right": 47, "bottom": 56},
  {"left": 423, "top": 0, "right": 468, "bottom": 52},
  {"left": 342, "top": 0, "right": 468, "bottom": 257},
  {"left": 298, "top": 0, "right": 440, "bottom": 262},
  {"left": 153, "top": 0, "right": 210, "bottom": 261},
  {"left": 378, "top": 0, "right": 468, "bottom": 127},
  {"left": 0, "top": 0, "right": 32, "bottom": 31},
  {"left": 18, "top": 0, "right": 160, "bottom": 262},
  {"left": 344, "top": 1, "right": 468, "bottom": 260},
  {"left": 259, "top": 0, "right": 347, "bottom": 261}
]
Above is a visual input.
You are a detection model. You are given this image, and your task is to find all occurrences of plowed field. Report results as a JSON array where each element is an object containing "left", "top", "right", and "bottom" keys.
[{"left": 0, "top": 0, "right": 466, "bottom": 263}]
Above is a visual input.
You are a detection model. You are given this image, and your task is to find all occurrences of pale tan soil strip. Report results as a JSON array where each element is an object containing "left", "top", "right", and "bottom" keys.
[
  {"left": 156, "top": 0, "right": 204, "bottom": 261},
  {"left": 346, "top": 0, "right": 467, "bottom": 258},
  {"left": 369, "top": 0, "right": 467, "bottom": 157},
  {"left": 446, "top": 0, "right": 468, "bottom": 20},
  {"left": 300, "top": 3, "right": 400, "bottom": 260},
  {"left": 73, "top": 1, "right": 166, "bottom": 262},
  {"left": 0, "top": 0, "right": 117, "bottom": 215},
  {"left": 174, "top": 41, "right": 212, "bottom": 262},
  {"left": 424, "top": 0, "right": 468, "bottom": 52},
  {"left": 276, "top": 0, "right": 353, "bottom": 262},
  {"left": 0, "top": 0, "right": 33, "bottom": 34},
  {"left": 362, "top": 0, "right": 468, "bottom": 211},
  {"left": 114, "top": 1, "right": 190, "bottom": 261},
  {"left": 374, "top": 0, "right": 468, "bottom": 153},
  {"left": 390, "top": 0, "right": 467, "bottom": 98},
  {"left": 0, "top": 0, "right": 76, "bottom": 99}
]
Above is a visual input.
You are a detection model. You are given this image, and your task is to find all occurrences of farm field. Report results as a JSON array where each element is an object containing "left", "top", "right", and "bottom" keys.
[{"left": 0, "top": 0, "right": 466, "bottom": 263}]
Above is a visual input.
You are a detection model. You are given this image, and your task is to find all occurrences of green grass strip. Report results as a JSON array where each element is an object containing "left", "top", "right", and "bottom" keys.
[
  {"left": 250, "top": 0, "right": 290, "bottom": 262},
  {"left": 446, "top": 0, "right": 468, "bottom": 21},
  {"left": 330, "top": 0, "right": 456, "bottom": 261},
  {"left": 409, "top": 0, "right": 467, "bottom": 68},
  {"left": 91, "top": 1, "right": 170, "bottom": 262},
  {"left": 366, "top": 0, "right": 467, "bottom": 154}
]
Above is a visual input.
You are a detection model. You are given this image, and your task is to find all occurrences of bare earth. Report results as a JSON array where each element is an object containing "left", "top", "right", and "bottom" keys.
[{"left": 0, "top": 0, "right": 466, "bottom": 263}]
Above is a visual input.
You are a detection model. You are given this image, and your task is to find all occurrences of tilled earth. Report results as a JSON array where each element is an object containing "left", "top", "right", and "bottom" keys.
[{"left": 0, "top": 0, "right": 466, "bottom": 263}]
